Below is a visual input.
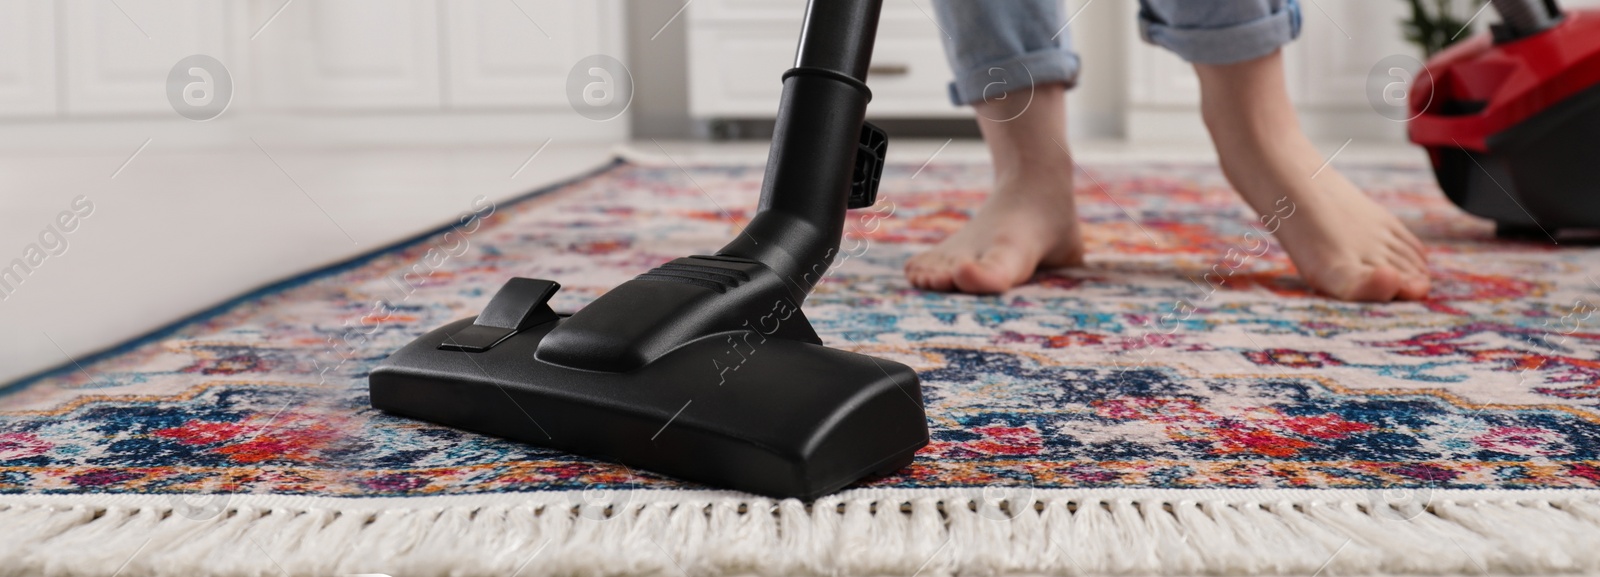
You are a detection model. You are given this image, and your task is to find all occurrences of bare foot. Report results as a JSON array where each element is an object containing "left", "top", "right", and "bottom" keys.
[
  {"left": 905, "top": 169, "right": 1085, "bottom": 294},
  {"left": 904, "top": 83, "right": 1084, "bottom": 294},
  {"left": 1197, "top": 52, "right": 1430, "bottom": 302},
  {"left": 1230, "top": 157, "right": 1430, "bottom": 301}
]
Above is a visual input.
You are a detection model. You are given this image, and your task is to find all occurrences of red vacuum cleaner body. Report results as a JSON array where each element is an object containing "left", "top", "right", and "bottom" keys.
[{"left": 1409, "top": 1, "right": 1600, "bottom": 239}]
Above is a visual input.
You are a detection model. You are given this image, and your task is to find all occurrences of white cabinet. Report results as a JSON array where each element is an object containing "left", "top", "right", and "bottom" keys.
[
  {"left": 443, "top": 0, "right": 617, "bottom": 109},
  {"left": 60, "top": 0, "right": 231, "bottom": 115},
  {"left": 686, "top": 18, "right": 801, "bottom": 118},
  {"left": 255, "top": 0, "right": 442, "bottom": 111},
  {"left": 687, "top": 1, "right": 967, "bottom": 119},
  {"left": 12, "top": 0, "right": 621, "bottom": 122},
  {"left": 252, "top": 0, "right": 626, "bottom": 112},
  {"left": 0, "top": 1, "right": 56, "bottom": 117}
]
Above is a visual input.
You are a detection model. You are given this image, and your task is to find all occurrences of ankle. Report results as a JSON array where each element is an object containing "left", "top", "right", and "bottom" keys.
[
  {"left": 1207, "top": 110, "right": 1325, "bottom": 189},
  {"left": 992, "top": 161, "right": 1074, "bottom": 200},
  {"left": 994, "top": 136, "right": 1072, "bottom": 178}
]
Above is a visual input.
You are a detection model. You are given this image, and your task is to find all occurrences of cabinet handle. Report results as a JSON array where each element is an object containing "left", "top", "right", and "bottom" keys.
[{"left": 868, "top": 63, "right": 910, "bottom": 77}]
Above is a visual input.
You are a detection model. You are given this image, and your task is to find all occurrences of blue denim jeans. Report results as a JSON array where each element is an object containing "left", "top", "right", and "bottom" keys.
[{"left": 931, "top": 0, "right": 1303, "bottom": 105}]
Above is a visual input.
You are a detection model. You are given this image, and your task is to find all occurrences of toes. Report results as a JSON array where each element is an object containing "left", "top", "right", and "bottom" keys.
[
  {"left": 1384, "top": 236, "right": 1425, "bottom": 273},
  {"left": 925, "top": 271, "right": 956, "bottom": 292},
  {"left": 953, "top": 249, "right": 1031, "bottom": 295},
  {"left": 905, "top": 251, "right": 957, "bottom": 292},
  {"left": 904, "top": 259, "right": 927, "bottom": 289},
  {"left": 1379, "top": 235, "right": 1431, "bottom": 301},
  {"left": 1308, "top": 255, "right": 1431, "bottom": 302},
  {"left": 1318, "top": 264, "right": 1403, "bottom": 302},
  {"left": 1392, "top": 222, "right": 1428, "bottom": 258},
  {"left": 953, "top": 262, "right": 1010, "bottom": 295},
  {"left": 1382, "top": 253, "right": 1426, "bottom": 285},
  {"left": 1397, "top": 274, "right": 1431, "bottom": 301},
  {"left": 1349, "top": 266, "right": 1404, "bottom": 302},
  {"left": 1385, "top": 229, "right": 1430, "bottom": 272},
  {"left": 905, "top": 267, "right": 926, "bottom": 289},
  {"left": 1377, "top": 256, "right": 1430, "bottom": 301}
]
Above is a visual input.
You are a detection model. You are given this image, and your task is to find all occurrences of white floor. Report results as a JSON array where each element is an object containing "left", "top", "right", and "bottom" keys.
[{"left": 0, "top": 139, "right": 1427, "bottom": 384}]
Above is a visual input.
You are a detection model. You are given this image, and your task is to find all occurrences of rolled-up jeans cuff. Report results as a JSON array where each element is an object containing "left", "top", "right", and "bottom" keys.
[
  {"left": 1138, "top": 1, "right": 1302, "bottom": 65},
  {"left": 947, "top": 48, "right": 1080, "bottom": 107}
]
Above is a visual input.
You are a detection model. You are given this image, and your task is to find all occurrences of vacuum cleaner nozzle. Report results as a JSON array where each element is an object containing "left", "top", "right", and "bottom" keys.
[
  {"left": 371, "top": 0, "right": 928, "bottom": 498},
  {"left": 370, "top": 257, "right": 927, "bottom": 499}
]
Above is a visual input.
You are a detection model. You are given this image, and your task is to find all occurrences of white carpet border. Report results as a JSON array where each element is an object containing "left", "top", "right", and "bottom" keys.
[{"left": 4, "top": 487, "right": 1599, "bottom": 576}]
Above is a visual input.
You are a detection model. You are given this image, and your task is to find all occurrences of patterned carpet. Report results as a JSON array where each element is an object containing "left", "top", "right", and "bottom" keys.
[{"left": 3, "top": 158, "right": 1598, "bottom": 499}]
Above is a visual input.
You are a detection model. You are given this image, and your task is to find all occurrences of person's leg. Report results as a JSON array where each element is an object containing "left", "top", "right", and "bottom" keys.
[
  {"left": 1195, "top": 52, "right": 1429, "bottom": 300},
  {"left": 908, "top": 0, "right": 1083, "bottom": 294},
  {"left": 1141, "top": 0, "right": 1430, "bottom": 301}
]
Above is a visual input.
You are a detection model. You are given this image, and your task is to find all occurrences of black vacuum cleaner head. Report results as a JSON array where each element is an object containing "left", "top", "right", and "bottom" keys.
[{"left": 371, "top": 262, "right": 928, "bottom": 499}]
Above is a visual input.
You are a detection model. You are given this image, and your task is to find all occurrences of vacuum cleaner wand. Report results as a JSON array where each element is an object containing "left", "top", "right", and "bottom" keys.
[
  {"left": 369, "top": 0, "right": 930, "bottom": 499},
  {"left": 716, "top": 1, "right": 881, "bottom": 294}
]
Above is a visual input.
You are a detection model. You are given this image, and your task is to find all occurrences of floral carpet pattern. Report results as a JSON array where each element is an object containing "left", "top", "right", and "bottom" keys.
[{"left": 2, "top": 159, "right": 1598, "bottom": 497}]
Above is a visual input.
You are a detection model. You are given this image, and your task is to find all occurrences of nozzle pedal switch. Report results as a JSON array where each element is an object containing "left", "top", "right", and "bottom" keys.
[
  {"left": 848, "top": 122, "right": 888, "bottom": 209},
  {"left": 439, "top": 278, "right": 561, "bottom": 353}
]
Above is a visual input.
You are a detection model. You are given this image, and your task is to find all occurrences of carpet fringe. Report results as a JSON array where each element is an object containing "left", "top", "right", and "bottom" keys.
[{"left": 3, "top": 488, "right": 1599, "bottom": 576}]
